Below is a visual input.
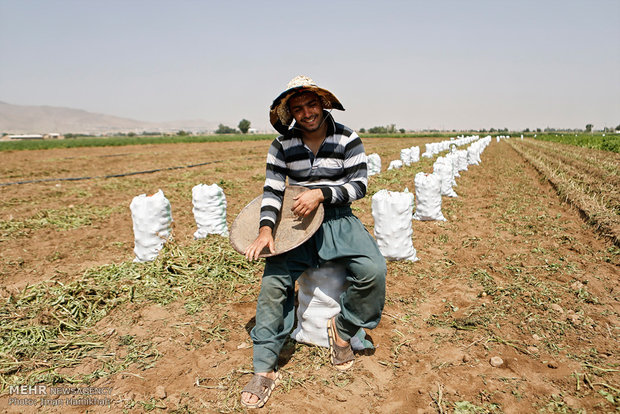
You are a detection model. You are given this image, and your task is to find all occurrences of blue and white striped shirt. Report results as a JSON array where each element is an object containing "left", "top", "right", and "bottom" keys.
[{"left": 260, "top": 112, "right": 368, "bottom": 229}]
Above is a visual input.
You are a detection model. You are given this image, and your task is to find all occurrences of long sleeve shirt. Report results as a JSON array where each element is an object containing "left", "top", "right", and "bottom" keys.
[{"left": 259, "top": 111, "right": 368, "bottom": 229}]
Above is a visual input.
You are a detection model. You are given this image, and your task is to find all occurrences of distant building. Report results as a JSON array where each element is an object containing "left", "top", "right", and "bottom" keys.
[
  {"left": 1, "top": 133, "right": 64, "bottom": 141},
  {"left": 6, "top": 134, "right": 44, "bottom": 140}
]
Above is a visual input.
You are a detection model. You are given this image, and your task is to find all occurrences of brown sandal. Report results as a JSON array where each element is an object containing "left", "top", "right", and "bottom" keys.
[
  {"left": 327, "top": 318, "right": 354, "bottom": 371},
  {"left": 240, "top": 371, "right": 281, "bottom": 409}
]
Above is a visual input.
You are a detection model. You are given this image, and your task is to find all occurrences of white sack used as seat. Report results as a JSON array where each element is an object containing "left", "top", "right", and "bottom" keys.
[
  {"left": 291, "top": 262, "right": 348, "bottom": 348},
  {"left": 372, "top": 189, "right": 418, "bottom": 261},
  {"left": 192, "top": 183, "right": 229, "bottom": 238},
  {"left": 130, "top": 189, "right": 173, "bottom": 262},
  {"left": 413, "top": 172, "right": 446, "bottom": 221},
  {"left": 367, "top": 153, "right": 381, "bottom": 176}
]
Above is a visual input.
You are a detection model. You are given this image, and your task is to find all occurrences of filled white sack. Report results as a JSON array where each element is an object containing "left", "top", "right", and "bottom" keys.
[
  {"left": 192, "top": 183, "right": 229, "bottom": 238},
  {"left": 413, "top": 172, "right": 446, "bottom": 221},
  {"left": 456, "top": 150, "right": 469, "bottom": 172},
  {"left": 372, "top": 189, "right": 418, "bottom": 261},
  {"left": 130, "top": 189, "right": 173, "bottom": 262},
  {"left": 422, "top": 142, "right": 435, "bottom": 158},
  {"left": 400, "top": 148, "right": 412, "bottom": 166},
  {"left": 367, "top": 153, "right": 381, "bottom": 176},
  {"left": 446, "top": 151, "right": 460, "bottom": 179},
  {"left": 291, "top": 262, "right": 348, "bottom": 348},
  {"left": 467, "top": 146, "right": 480, "bottom": 166},
  {"left": 409, "top": 146, "right": 420, "bottom": 163},
  {"left": 387, "top": 160, "right": 403, "bottom": 170},
  {"left": 433, "top": 159, "right": 458, "bottom": 198}
]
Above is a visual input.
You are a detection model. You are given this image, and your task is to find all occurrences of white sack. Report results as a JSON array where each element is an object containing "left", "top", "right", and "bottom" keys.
[
  {"left": 372, "top": 189, "right": 418, "bottom": 261},
  {"left": 433, "top": 161, "right": 458, "bottom": 197},
  {"left": 387, "top": 160, "right": 403, "bottom": 170},
  {"left": 422, "top": 143, "right": 435, "bottom": 158},
  {"left": 291, "top": 262, "right": 348, "bottom": 348},
  {"left": 400, "top": 148, "right": 412, "bottom": 166},
  {"left": 367, "top": 153, "right": 381, "bottom": 176},
  {"left": 467, "top": 146, "right": 480, "bottom": 166},
  {"left": 413, "top": 172, "right": 446, "bottom": 221},
  {"left": 457, "top": 150, "right": 469, "bottom": 172},
  {"left": 409, "top": 146, "right": 420, "bottom": 163},
  {"left": 192, "top": 183, "right": 229, "bottom": 238},
  {"left": 446, "top": 152, "right": 460, "bottom": 179},
  {"left": 130, "top": 189, "right": 173, "bottom": 262}
]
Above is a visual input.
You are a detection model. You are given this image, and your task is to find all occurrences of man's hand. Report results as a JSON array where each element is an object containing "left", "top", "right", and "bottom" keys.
[
  {"left": 244, "top": 226, "right": 275, "bottom": 261},
  {"left": 292, "top": 188, "right": 324, "bottom": 217}
]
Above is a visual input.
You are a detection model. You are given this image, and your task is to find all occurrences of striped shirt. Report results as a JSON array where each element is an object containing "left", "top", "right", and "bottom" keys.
[{"left": 260, "top": 111, "right": 368, "bottom": 229}]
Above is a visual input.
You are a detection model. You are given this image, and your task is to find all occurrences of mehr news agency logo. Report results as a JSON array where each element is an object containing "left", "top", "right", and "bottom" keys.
[{"left": 8, "top": 384, "right": 113, "bottom": 407}]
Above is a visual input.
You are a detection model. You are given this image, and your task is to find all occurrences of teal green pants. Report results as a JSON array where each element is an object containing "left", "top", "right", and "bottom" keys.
[{"left": 250, "top": 205, "right": 387, "bottom": 373}]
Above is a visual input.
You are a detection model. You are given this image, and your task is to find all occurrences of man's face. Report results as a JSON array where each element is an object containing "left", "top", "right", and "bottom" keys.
[{"left": 288, "top": 92, "right": 324, "bottom": 132}]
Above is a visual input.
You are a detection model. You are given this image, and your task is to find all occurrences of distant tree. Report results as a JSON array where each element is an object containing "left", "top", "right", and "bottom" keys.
[
  {"left": 238, "top": 119, "right": 251, "bottom": 134},
  {"left": 368, "top": 126, "right": 388, "bottom": 134},
  {"left": 585, "top": 124, "right": 593, "bottom": 133},
  {"left": 359, "top": 128, "right": 366, "bottom": 133},
  {"left": 615, "top": 124, "right": 620, "bottom": 131},
  {"left": 128, "top": 132, "right": 136, "bottom": 137},
  {"left": 536, "top": 128, "right": 542, "bottom": 133},
  {"left": 399, "top": 128, "right": 405, "bottom": 134},
  {"left": 523, "top": 128, "right": 530, "bottom": 133},
  {"left": 177, "top": 130, "right": 188, "bottom": 136},
  {"left": 215, "top": 124, "right": 237, "bottom": 134}
]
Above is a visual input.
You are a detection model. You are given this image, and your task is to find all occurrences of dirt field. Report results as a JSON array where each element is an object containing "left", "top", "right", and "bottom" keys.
[{"left": 0, "top": 137, "right": 618, "bottom": 413}]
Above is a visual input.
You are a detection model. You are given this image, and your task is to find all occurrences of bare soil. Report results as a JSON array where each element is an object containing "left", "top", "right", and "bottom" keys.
[{"left": 0, "top": 138, "right": 618, "bottom": 413}]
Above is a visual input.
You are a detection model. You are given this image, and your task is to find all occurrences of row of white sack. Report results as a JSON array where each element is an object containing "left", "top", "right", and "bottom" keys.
[
  {"left": 130, "top": 184, "right": 228, "bottom": 262},
  {"left": 369, "top": 135, "right": 488, "bottom": 174},
  {"left": 370, "top": 136, "right": 491, "bottom": 176},
  {"left": 372, "top": 137, "right": 492, "bottom": 261}
]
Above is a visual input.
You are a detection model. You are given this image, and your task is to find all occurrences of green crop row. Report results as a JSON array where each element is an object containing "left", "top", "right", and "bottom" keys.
[
  {"left": 0, "top": 134, "right": 278, "bottom": 152},
  {"left": 533, "top": 133, "right": 620, "bottom": 153}
]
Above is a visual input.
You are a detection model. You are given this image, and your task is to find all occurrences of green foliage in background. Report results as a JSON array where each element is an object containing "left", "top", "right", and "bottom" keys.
[
  {"left": 215, "top": 124, "right": 238, "bottom": 134},
  {"left": 532, "top": 133, "right": 620, "bottom": 153},
  {"left": 238, "top": 119, "right": 251, "bottom": 134},
  {"left": 0, "top": 134, "right": 277, "bottom": 152}
]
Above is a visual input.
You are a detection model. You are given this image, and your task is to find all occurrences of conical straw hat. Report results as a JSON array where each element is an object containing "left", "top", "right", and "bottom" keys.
[{"left": 269, "top": 75, "right": 344, "bottom": 135}]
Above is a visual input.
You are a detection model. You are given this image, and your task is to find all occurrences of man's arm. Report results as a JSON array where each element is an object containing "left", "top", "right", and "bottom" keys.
[
  {"left": 244, "top": 226, "right": 274, "bottom": 261},
  {"left": 291, "top": 188, "right": 324, "bottom": 217},
  {"left": 259, "top": 138, "right": 287, "bottom": 229},
  {"left": 245, "top": 138, "right": 286, "bottom": 261},
  {"left": 319, "top": 132, "right": 368, "bottom": 204}
]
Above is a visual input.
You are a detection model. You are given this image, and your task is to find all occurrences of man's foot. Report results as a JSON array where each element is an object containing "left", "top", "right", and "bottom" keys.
[
  {"left": 240, "top": 371, "right": 280, "bottom": 409},
  {"left": 327, "top": 317, "right": 355, "bottom": 371}
]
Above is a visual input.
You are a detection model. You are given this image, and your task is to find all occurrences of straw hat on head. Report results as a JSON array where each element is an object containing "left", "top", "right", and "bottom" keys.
[{"left": 269, "top": 75, "right": 344, "bottom": 133}]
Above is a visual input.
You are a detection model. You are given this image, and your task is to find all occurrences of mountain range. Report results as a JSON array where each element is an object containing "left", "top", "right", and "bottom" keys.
[{"left": 0, "top": 101, "right": 218, "bottom": 135}]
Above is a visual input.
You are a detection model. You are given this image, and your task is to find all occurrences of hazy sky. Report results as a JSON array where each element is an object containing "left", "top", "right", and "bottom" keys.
[{"left": 1, "top": 0, "right": 619, "bottom": 131}]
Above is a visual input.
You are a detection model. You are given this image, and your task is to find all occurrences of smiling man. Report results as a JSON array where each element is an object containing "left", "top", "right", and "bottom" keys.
[{"left": 241, "top": 76, "right": 386, "bottom": 409}]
